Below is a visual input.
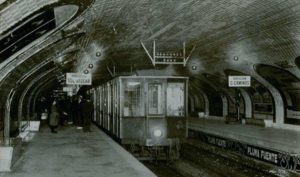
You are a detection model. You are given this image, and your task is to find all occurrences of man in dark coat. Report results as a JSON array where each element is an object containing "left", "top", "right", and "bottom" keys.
[
  {"left": 79, "top": 97, "right": 93, "bottom": 132},
  {"left": 49, "top": 100, "right": 59, "bottom": 133},
  {"left": 71, "top": 95, "right": 79, "bottom": 126},
  {"left": 76, "top": 95, "right": 83, "bottom": 128},
  {"left": 36, "top": 97, "right": 47, "bottom": 120}
]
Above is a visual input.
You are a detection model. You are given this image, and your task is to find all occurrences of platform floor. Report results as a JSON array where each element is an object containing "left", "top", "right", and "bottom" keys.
[
  {"left": 0, "top": 124, "right": 156, "bottom": 177},
  {"left": 188, "top": 118, "right": 300, "bottom": 154}
]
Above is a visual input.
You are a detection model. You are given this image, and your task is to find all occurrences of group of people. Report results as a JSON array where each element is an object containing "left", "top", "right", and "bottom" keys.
[{"left": 39, "top": 94, "right": 93, "bottom": 133}]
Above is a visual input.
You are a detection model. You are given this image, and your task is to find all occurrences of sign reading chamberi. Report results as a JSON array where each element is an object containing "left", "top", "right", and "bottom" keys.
[
  {"left": 66, "top": 73, "right": 92, "bottom": 85},
  {"left": 228, "top": 76, "right": 251, "bottom": 87}
]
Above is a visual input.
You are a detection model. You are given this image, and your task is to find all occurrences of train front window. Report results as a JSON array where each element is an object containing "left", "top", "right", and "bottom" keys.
[
  {"left": 148, "top": 83, "right": 164, "bottom": 115},
  {"left": 167, "top": 82, "right": 185, "bottom": 116},
  {"left": 123, "top": 81, "right": 145, "bottom": 117}
]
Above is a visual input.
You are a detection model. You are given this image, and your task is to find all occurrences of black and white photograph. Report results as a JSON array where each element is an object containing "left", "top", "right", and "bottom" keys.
[{"left": 0, "top": 0, "right": 300, "bottom": 177}]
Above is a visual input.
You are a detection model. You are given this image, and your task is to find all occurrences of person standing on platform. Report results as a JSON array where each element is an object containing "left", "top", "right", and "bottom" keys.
[
  {"left": 70, "top": 96, "right": 78, "bottom": 125},
  {"left": 57, "top": 98, "right": 68, "bottom": 126},
  {"left": 49, "top": 100, "right": 59, "bottom": 133},
  {"left": 76, "top": 95, "right": 83, "bottom": 129},
  {"left": 36, "top": 97, "right": 47, "bottom": 120},
  {"left": 79, "top": 97, "right": 93, "bottom": 132},
  {"left": 65, "top": 97, "right": 72, "bottom": 124}
]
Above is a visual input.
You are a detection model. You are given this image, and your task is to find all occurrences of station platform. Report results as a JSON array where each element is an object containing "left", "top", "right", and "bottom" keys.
[
  {"left": 188, "top": 118, "right": 300, "bottom": 173},
  {"left": 0, "top": 124, "right": 156, "bottom": 177},
  {"left": 188, "top": 118, "right": 300, "bottom": 154}
]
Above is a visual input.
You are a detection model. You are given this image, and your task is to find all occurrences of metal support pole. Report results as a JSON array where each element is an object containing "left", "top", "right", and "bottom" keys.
[
  {"left": 140, "top": 41, "right": 155, "bottom": 66},
  {"left": 4, "top": 103, "right": 10, "bottom": 146},
  {"left": 237, "top": 104, "right": 240, "bottom": 122},
  {"left": 184, "top": 45, "right": 196, "bottom": 66},
  {"left": 106, "top": 65, "right": 114, "bottom": 77},
  {"left": 153, "top": 40, "right": 156, "bottom": 66},
  {"left": 183, "top": 42, "right": 186, "bottom": 59},
  {"left": 235, "top": 88, "right": 241, "bottom": 122},
  {"left": 113, "top": 65, "right": 115, "bottom": 76},
  {"left": 4, "top": 89, "right": 15, "bottom": 145}
]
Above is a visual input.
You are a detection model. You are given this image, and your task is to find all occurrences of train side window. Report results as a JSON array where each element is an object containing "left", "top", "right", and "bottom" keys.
[
  {"left": 123, "top": 81, "right": 145, "bottom": 117},
  {"left": 167, "top": 82, "right": 185, "bottom": 116},
  {"left": 148, "top": 83, "right": 164, "bottom": 115}
]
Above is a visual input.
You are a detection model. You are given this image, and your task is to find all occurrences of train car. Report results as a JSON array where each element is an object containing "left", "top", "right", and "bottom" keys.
[{"left": 90, "top": 76, "right": 188, "bottom": 160}]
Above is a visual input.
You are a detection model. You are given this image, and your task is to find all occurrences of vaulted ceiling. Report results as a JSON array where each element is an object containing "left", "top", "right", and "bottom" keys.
[{"left": 1, "top": 0, "right": 300, "bottom": 111}]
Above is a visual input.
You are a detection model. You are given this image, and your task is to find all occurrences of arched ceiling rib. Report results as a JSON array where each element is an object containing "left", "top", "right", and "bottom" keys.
[{"left": 2, "top": 0, "right": 300, "bottom": 107}]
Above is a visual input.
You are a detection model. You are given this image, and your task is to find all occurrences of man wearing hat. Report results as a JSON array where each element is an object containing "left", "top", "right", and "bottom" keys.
[{"left": 78, "top": 96, "right": 93, "bottom": 132}]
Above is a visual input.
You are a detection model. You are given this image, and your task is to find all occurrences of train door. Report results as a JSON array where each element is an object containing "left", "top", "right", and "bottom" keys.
[
  {"left": 96, "top": 87, "right": 101, "bottom": 125},
  {"left": 100, "top": 86, "right": 104, "bottom": 127},
  {"left": 113, "top": 80, "right": 118, "bottom": 135},
  {"left": 104, "top": 85, "right": 108, "bottom": 129},
  {"left": 110, "top": 82, "right": 114, "bottom": 132},
  {"left": 116, "top": 79, "right": 120, "bottom": 137},
  {"left": 146, "top": 79, "right": 166, "bottom": 139},
  {"left": 111, "top": 80, "right": 116, "bottom": 135},
  {"left": 93, "top": 90, "right": 97, "bottom": 122},
  {"left": 107, "top": 83, "right": 111, "bottom": 131}
]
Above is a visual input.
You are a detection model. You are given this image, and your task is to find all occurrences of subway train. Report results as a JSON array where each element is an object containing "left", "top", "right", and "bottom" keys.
[{"left": 89, "top": 76, "right": 188, "bottom": 160}]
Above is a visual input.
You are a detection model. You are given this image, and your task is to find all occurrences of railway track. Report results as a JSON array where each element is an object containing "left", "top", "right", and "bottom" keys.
[{"left": 141, "top": 138, "right": 295, "bottom": 177}]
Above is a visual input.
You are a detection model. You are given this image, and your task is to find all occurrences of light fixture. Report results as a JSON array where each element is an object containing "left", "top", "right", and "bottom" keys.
[
  {"left": 153, "top": 128, "right": 162, "bottom": 137},
  {"left": 192, "top": 65, "right": 197, "bottom": 70},
  {"left": 96, "top": 52, "right": 101, "bottom": 57},
  {"left": 88, "top": 64, "right": 94, "bottom": 69},
  {"left": 233, "top": 56, "right": 239, "bottom": 61},
  {"left": 84, "top": 70, "right": 89, "bottom": 74}
]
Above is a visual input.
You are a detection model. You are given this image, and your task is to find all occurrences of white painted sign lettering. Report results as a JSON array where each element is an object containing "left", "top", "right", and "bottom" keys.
[
  {"left": 66, "top": 73, "right": 92, "bottom": 85},
  {"left": 228, "top": 76, "right": 251, "bottom": 87}
]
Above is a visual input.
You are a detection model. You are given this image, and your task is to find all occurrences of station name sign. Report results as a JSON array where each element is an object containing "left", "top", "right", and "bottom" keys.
[
  {"left": 228, "top": 76, "right": 251, "bottom": 87},
  {"left": 247, "top": 145, "right": 279, "bottom": 164},
  {"left": 66, "top": 73, "right": 91, "bottom": 85},
  {"left": 189, "top": 130, "right": 300, "bottom": 172}
]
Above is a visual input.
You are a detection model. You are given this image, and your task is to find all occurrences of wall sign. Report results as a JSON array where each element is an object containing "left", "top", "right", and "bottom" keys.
[
  {"left": 228, "top": 76, "right": 251, "bottom": 87},
  {"left": 66, "top": 73, "right": 91, "bottom": 85},
  {"left": 63, "top": 87, "right": 72, "bottom": 92},
  {"left": 189, "top": 129, "right": 300, "bottom": 173}
]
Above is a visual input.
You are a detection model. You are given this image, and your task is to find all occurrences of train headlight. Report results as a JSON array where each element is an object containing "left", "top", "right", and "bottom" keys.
[{"left": 153, "top": 129, "right": 162, "bottom": 137}]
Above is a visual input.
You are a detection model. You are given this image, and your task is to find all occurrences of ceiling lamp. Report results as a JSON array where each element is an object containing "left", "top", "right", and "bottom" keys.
[
  {"left": 96, "top": 52, "right": 101, "bottom": 57},
  {"left": 233, "top": 56, "right": 239, "bottom": 61}
]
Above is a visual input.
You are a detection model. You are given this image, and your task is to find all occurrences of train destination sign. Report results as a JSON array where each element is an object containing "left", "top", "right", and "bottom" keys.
[
  {"left": 66, "top": 73, "right": 92, "bottom": 85},
  {"left": 228, "top": 76, "right": 251, "bottom": 87}
]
